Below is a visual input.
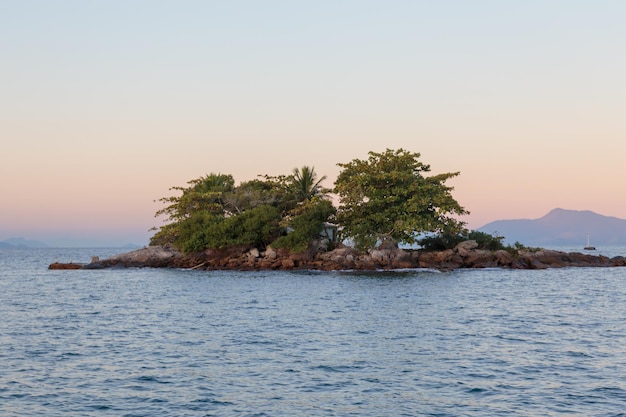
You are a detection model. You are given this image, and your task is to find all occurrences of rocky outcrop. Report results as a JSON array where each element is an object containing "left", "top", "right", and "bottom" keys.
[
  {"left": 88, "top": 244, "right": 187, "bottom": 269},
  {"left": 54, "top": 240, "right": 626, "bottom": 272},
  {"left": 49, "top": 262, "right": 85, "bottom": 270}
]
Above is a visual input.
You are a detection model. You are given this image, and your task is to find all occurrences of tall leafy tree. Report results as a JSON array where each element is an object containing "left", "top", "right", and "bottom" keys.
[
  {"left": 334, "top": 149, "right": 468, "bottom": 250},
  {"left": 272, "top": 197, "right": 337, "bottom": 252},
  {"left": 154, "top": 173, "right": 235, "bottom": 222},
  {"left": 223, "top": 178, "right": 289, "bottom": 215},
  {"left": 151, "top": 173, "right": 235, "bottom": 246}
]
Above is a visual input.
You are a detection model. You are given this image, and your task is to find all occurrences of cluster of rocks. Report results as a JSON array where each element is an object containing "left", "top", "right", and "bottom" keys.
[{"left": 55, "top": 240, "right": 626, "bottom": 271}]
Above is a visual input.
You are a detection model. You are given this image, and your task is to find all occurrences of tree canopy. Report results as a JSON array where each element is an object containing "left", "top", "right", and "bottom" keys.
[
  {"left": 150, "top": 168, "right": 335, "bottom": 253},
  {"left": 150, "top": 150, "right": 469, "bottom": 254},
  {"left": 334, "top": 148, "right": 468, "bottom": 250}
]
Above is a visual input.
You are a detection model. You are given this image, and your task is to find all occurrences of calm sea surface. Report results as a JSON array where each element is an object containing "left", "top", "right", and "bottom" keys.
[{"left": 1, "top": 247, "right": 626, "bottom": 416}]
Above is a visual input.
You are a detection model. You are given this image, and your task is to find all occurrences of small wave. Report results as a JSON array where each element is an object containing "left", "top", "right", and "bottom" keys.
[
  {"left": 566, "top": 350, "right": 593, "bottom": 358},
  {"left": 192, "top": 398, "right": 234, "bottom": 406},
  {"left": 591, "top": 386, "right": 626, "bottom": 398},
  {"left": 86, "top": 404, "right": 113, "bottom": 411},
  {"left": 135, "top": 375, "right": 171, "bottom": 384},
  {"left": 311, "top": 364, "right": 365, "bottom": 373},
  {"left": 466, "top": 387, "right": 487, "bottom": 394}
]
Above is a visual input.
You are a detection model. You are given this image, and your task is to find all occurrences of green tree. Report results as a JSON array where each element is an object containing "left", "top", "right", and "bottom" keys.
[
  {"left": 207, "top": 205, "right": 282, "bottom": 250},
  {"left": 150, "top": 168, "right": 334, "bottom": 253},
  {"left": 334, "top": 148, "right": 468, "bottom": 250},
  {"left": 222, "top": 178, "right": 290, "bottom": 215},
  {"left": 154, "top": 173, "right": 234, "bottom": 222},
  {"left": 176, "top": 210, "right": 224, "bottom": 253},
  {"left": 171, "top": 205, "right": 282, "bottom": 253},
  {"left": 289, "top": 166, "right": 329, "bottom": 203},
  {"left": 272, "top": 197, "right": 336, "bottom": 252},
  {"left": 151, "top": 173, "right": 235, "bottom": 246}
]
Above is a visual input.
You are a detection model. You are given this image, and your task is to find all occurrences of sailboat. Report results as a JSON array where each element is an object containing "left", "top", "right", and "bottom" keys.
[{"left": 584, "top": 234, "right": 596, "bottom": 251}]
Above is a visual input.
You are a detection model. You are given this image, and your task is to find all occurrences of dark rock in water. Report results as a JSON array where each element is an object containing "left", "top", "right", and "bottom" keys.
[{"left": 49, "top": 262, "right": 85, "bottom": 270}]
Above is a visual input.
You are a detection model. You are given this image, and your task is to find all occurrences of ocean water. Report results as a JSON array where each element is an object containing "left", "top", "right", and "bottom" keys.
[{"left": 1, "top": 248, "right": 626, "bottom": 417}]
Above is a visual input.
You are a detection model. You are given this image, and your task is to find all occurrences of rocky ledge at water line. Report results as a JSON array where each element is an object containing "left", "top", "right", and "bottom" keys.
[{"left": 49, "top": 240, "right": 626, "bottom": 272}]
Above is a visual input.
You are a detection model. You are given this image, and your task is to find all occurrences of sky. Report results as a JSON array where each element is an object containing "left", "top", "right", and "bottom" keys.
[{"left": 1, "top": 1, "right": 625, "bottom": 247}]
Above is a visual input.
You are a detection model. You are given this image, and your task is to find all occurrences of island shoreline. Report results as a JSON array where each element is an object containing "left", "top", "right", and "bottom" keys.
[{"left": 49, "top": 241, "right": 626, "bottom": 271}]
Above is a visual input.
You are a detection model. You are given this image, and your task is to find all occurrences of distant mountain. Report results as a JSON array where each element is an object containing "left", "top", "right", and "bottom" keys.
[
  {"left": 0, "top": 237, "right": 48, "bottom": 248},
  {"left": 478, "top": 208, "right": 626, "bottom": 247}
]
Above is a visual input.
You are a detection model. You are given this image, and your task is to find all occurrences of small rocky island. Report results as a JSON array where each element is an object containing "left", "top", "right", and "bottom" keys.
[
  {"left": 50, "top": 240, "right": 626, "bottom": 271},
  {"left": 48, "top": 151, "right": 626, "bottom": 272}
]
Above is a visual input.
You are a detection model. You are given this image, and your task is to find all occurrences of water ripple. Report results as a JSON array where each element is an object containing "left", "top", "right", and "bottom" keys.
[{"left": 2, "top": 248, "right": 626, "bottom": 416}]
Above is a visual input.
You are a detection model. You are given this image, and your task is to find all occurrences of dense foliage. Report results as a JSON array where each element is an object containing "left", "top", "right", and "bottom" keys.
[
  {"left": 151, "top": 167, "right": 335, "bottom": 254},
  {"left": 151, "top": 149, "right": 474, "bottom": 254},
  {"left": 334, "top": 149, "right": 468, "bottom": 250},
  {"left": 418, "top": 230, "right": 535, "bottom": 254},
  {"left": 271, "top": 198, "right": 336, "bottom": 253},
  {"left": 418, "top": 230, "right": 506, "bottom": 251}
]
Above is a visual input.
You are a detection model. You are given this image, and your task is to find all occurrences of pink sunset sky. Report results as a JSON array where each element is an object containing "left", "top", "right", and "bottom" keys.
[{"left": 2, "top": 1, "right": 625, "bottom": 247}]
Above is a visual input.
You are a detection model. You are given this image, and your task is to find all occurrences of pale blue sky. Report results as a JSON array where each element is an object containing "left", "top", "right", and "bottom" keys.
[{"left": 2, "top": 1, "right": 625, "bottom": 246}]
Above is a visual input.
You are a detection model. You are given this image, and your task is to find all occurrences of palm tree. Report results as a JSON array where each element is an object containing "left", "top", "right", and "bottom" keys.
[{"left": 290, "top": 166, "right": 328, "bottom": 202}]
